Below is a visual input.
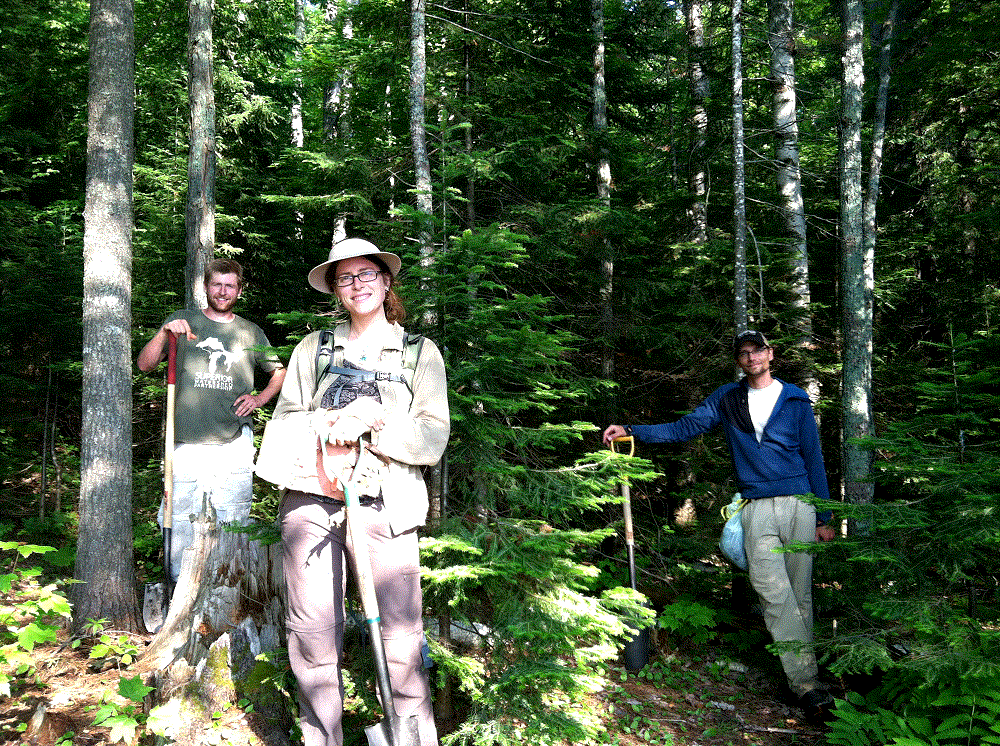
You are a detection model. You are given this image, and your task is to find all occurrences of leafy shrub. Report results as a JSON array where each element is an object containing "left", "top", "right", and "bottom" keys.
[
  {"left": 827, "top": 664, "right": 1000, "bottom": 746},
  {"left": 657, "top": 599, "right": 717, "bottom": 647},
  {"left": 0, "top": 541, "right": 72, "bottom": 696}
]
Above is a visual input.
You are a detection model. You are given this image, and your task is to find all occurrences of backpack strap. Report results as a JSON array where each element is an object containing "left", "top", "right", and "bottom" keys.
[{"left": 314, "top": 328, "right": 425, "bottom": 407}]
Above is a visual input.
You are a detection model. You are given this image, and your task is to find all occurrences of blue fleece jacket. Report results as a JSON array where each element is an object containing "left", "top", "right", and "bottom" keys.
[{"left": 629, "top": 379, "right": 831, "bottom": 521}]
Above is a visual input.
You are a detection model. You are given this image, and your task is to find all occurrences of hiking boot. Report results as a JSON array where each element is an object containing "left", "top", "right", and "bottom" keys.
[{"left": 799, "top": 688, "right": 835, "bottom": 725}]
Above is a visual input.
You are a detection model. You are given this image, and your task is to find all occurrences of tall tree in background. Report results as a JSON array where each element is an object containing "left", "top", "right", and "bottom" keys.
[
  {"left": 185, "top": 0, "right": 215, "bottom": 309},
  {"left": 324, "top": 0, "right": 353, "bottom": 242},
  {"left": 863, "top": 0, "right": 899, "bottom": 274},
  {"left": 291, "top": 0, "right": 305, "bottom": 151},
  {"left": 461, "top": 0, "right": 476, "bottom": 229},
  {"left": 409, "top": 0, "right": 432, "bottom": 256},
  {"left": 592, "top": 0, "right": 615, "bottom": 395},
  {"left": 73, "top": 0, "right": 140, "bottom": 631},
  {"left": 684, "top": 0, "right": 708, "bottom": 244},
  {"left": 409, "top": 0, "right": 442, "bottom": 522},
  {"left": 732, "top": 0, "right": 748, "bottom": 334},
  {"left": 839, "top": 0, "right": 872, "bottom": 532},
  {"left": 770, "top": 0, "right": 817, "bottom": 399},
  {"left": 323, "top": 0, "right": 354, "bottom": 146}
]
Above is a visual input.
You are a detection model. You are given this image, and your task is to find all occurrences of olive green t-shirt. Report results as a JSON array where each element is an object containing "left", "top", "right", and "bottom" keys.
[{"left": 165, "top": 310, "right": 282, "bottom": 444}]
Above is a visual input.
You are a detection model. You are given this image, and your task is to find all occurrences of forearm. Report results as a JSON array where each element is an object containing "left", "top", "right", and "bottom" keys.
[
  {"left": 137, "top": 328, "right": 168, "bottom": 372},
  {"left": 257, "top": 367, "right": 287, "bottom": 405}
]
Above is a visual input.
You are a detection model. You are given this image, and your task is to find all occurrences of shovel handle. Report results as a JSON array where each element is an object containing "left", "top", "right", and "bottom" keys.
[
  {"left": 608, "top": 435, "right": 635, "bottom": 547},
  {"left": 609, "top": 436, "right": 638, "bottom": 587},
  {"left": 163, "top": 332, "right": 177, "bottom": 528},
  {"left": 610, "top": 435, "right": 635, "bottom": 457},
  {"left": 163, "top": 332, "right": 177, "bottom": 597},
  {"left": 342, "top": 442, "right": 398, "bottom": 709}
]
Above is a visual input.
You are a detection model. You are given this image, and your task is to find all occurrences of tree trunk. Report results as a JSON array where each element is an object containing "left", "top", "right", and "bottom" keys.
[
  {"left": 684, "top": 0, "right": 708, "bottom": 245},
  {"left": 185, "top": 0, "right": 215, "bottom": 310},
  {"left": 410, "top": 0, "right": 433, "bottom": 251},
  {"left": 325, "top": 0, "right": 354, "bottom": 243},
  {"left": 732, "top": 0, "right": 748, "bottom": 335},
  {"left": 73, "top": 0, "right": 140, "bottom": 633},
  {"left": 324, "top": 0, "right": 355, "bottom": 144},
  {"left": 863, "top": 0, "right": 898, "bottom": 251},
  {"left": 770, "top": 0, "right": 819, "bottom": 401},
  {"left": 593, "top": 0, "right": 615, "bottom": 405},
  {"left": 839, "top": 0, "right": 872, "bottom": 533},
  {"left": 139, "top": 511, "right": 292, "bottom": 745},
  {"left": 462, "top": 0, "right": 476, "bottom": 230},
  {"left": 409, "top": 0, "right": 442, "bottom": 524},
  {"left": 291, "top": 0, "right": 305, "bottom": 151}
]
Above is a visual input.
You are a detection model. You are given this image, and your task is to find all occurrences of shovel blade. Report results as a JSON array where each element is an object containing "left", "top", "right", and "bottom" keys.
[
  {"left": 142, "top": 582, "right": 166, "bottom": 634},
  {"left": 364, "top": 713, "right": 421, "bottom": 746}
]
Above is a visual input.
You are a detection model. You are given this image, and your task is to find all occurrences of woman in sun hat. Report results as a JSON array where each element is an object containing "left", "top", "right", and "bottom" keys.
[{"left": 272, "top": 237, "right": 449, "bottom": 746}]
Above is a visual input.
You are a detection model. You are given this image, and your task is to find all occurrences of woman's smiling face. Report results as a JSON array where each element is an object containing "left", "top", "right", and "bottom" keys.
[{"left": 333, "top": 256, "right": 389, "bottom": 319}]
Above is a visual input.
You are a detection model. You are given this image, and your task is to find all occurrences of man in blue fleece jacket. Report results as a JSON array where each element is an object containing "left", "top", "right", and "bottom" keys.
[{"left": 603, "top": 330, "right": 835, "bottom": 722}]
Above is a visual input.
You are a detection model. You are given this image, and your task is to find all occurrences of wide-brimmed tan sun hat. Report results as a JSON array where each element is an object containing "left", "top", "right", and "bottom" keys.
[{"left": 307, "top": 238, "right": 403, "bottom": 293}]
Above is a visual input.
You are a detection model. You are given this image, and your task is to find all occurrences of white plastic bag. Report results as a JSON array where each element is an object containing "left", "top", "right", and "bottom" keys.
[{"left": 719, "top": 494, "right": 748, "bottom": 570}]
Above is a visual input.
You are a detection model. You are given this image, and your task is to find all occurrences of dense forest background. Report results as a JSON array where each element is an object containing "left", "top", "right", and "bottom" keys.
[{"left": 2, "top": 0, "right": 1000, "bottom": 742}]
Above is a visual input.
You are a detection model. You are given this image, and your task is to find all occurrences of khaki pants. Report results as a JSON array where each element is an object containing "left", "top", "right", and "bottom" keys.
[
  {"left": 742, "top": 495, "right": 822, "bottom": 697},
  {"left": 280, "top": 491, "right": 437, "bottom": 746}
]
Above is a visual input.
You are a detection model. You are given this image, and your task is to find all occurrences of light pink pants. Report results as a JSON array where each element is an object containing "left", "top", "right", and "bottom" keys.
[{"left": 280, "top": 491, "right": 438, "bottom": 746}]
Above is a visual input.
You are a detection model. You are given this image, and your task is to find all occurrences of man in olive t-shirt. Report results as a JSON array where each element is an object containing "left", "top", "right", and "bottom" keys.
[{"left": 138, "top": 259, "right": 286, "bottom": 582}]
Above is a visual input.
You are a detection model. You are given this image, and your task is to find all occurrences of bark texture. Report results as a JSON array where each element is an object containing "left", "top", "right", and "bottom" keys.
[
  {"left": 732, "top": 0, "right": 748, "bottom": 334},
  {"left": 74, "top": 0, "right": 139, "bottom": 632},
  {"left": 185, "top": 0, "right": 215, "bottom": 310},
  {"left": 684, "top": 0, "right": 708, "bottom": 244},
  {"left": 839, "top": 0, "right": 872, "bottom": 531}
]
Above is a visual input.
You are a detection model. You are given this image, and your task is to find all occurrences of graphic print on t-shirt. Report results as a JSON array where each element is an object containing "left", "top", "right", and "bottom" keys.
[{"left": 194, "top": 336, "right": 243, "bottom": 391}]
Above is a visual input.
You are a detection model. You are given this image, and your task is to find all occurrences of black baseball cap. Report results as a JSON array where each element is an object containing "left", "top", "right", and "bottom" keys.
[{"left": 733, "top": 330, "right": 770, "bottom": 356}]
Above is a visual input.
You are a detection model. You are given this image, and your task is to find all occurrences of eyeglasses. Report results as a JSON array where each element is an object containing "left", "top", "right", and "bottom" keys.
[
  {"left": 334, "top": 269, "right": 382, "bottom": 287},
  {"left": 737, "top": 347, "right": 770, "bottom": 360}
]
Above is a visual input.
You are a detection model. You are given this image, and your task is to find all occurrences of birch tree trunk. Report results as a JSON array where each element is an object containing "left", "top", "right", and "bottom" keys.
[
  {"left": 73, "top": 0, "right": 140, "bottom": 632},
  {"left": 593, "top": 0, "right": 614, "bottom": 393},
  {"left": 410, "top": 0, "right": 432, "bottom": 242},
  {"left": 732, "top": 0, "right": 748, "bottom": 334},
  {"left": 185, "top": 0, "right": 215, "bottom": 310},
  {"left": 839, "top": 0, "right": 872, "bottom": 533},
  {"left": 684, "top": 0, "right": 708, "bottom": 244},
  {"left": 290, "top": 0, "right": 306, "bottom": 246},
  {"left": 325, "top": 0, "right": 355, "bottom": 243},
  {"left": 291, "top": 0, "right": 305, "bottom": 151},
  {"left": 324, "top": 0, "right": 355, "bottom": 145},
  {"left": 770, "top": 0, "right": 818, "bottom": 402},
  {"left": 409, "top": 0, "right": 442, "bottom": 524}
]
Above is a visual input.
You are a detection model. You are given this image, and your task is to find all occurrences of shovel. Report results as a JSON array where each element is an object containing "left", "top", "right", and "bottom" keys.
[
  {"left": 611, "top": 435, "right": 651, "bottom": 673},
  {"left": 342, "top": 439, "right": 422, "bottom": 746},
  {"left": 143, "top": 331, "right": 177, "bottom": 634}
]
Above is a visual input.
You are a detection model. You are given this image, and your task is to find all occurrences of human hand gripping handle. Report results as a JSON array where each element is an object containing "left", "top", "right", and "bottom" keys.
[
  {"left": 321, "top": 396, "right": 387, "bottom": 446},
  {"left": 161, "top": 317, "right": 197, "bottom": 342},
  {"left": 603, "top": 424, "right": 628, "bottom": 446}
]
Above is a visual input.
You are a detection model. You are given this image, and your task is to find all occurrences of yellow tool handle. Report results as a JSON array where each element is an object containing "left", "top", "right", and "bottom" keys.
[{"left": 610, "top": 434, "right": 635, "bottom": 457}]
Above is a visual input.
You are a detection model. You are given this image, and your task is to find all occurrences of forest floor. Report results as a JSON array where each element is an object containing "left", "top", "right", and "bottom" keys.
[{"left": 1, "top": 615, "right": 835, "bottom": 746}]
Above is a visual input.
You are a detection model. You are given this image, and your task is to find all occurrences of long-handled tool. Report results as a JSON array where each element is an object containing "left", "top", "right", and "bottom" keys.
[
  {"left": 163, "top": 331, "right": 178, "bottom": 602},
  {"left": 143, "top": 332, "right": 177, "bottom": 634},
  {"left": 342, "top": 440, "right": 421, "bottom": 746},
  {"left": 612, "top": 436, "right": 650, "bottom": 673}
]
